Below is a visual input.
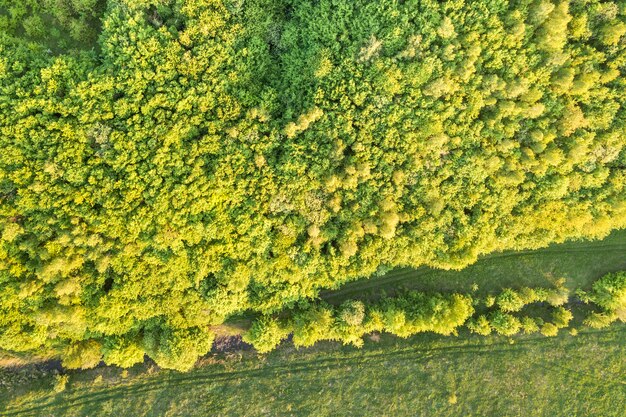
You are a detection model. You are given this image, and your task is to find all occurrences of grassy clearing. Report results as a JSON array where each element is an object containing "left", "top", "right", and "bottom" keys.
[
  {"left": 322, "top": 229, "right": 626, "bottom": 303},
  {"left": 1, "top": 326, "right": 625, "bottom": 417}
]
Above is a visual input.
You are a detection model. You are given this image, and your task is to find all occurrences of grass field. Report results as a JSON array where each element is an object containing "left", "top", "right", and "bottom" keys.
[
  {"left": 2, "top": 327, "right": 625, "bottom": 417},
  {"left": 1, "top": 230, "right": 625, "bottom": 417},
  {"left": 322, "top": 229, "right": 626, "bottom": 302}
]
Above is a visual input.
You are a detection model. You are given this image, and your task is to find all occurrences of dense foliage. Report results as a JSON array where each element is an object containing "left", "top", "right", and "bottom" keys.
[
  {"left": 0, "top": 0, "right": 106, "bottom": 50},
  {"left": 1, "top": 0, "right": 625, "bottom": 370},
  {"left": 579, "top": 271, "right": 626, "bottom": 327},
  {"left": 244, "top": 285, "right": 575, "bottom": 353},
  {"left": 244, "top": 292, "right": 475, "bottom": 353}
]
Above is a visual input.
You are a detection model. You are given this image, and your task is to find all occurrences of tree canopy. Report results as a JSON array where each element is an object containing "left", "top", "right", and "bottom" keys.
[{"left": 1, "top": 0, "right": 625, "bottom": 370}]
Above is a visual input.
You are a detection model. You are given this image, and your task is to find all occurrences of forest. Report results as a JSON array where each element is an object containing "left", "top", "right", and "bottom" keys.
[{"left": 0, "top": 0, "right": 625, "bottom": 371}]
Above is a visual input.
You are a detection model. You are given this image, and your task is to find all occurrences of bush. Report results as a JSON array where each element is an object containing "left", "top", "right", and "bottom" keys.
[
  {"left": 467, "top": 316, "right": 491, "bottom": 336},
  {"left": 586, "top": 272, "right": 626, "bottom": 312},
  {"left": 489, "top": 312, "right": 522, "bottom": 337},
  {"left": 53, "top": 374, "right": 69, "bottom": 393},
  {"left": 519, "top": 288, "right": 539, "bottom": 304},
  {"left": 143, "top": 327, "right": 215, "bottom": 372},
  {"left": 520, "top": 317, "right": 540, "bottom": 334},
  {"left": 380, "top": 293, "right": 474, "bottom": 337},
  {"left": 338, "top": 301, "right": 366, "bottom": 327},
  {"left": 484, "top": 295, "right": 496, "bottom": 308},
  {"left": 540, "top": 323, "right": 559, "bottom": 337},
  {"left": 242, "top": 273, "right": 626, "bottom": 354},
  {"left": 552, "top": 307, "right": 573, "bottom": 329},
  {"left": 583, "top": 312, "right": 618, "bottom": 329},
  {"left": 496, "top": 289, "right": 526, "bottom": 312},
  {"left": 544, "top": 287, "right": 570, "bottom": 307},
  {"left": 292, "top": 305, "right": 336, "bottom": 348},
  {"left": 247, "top": 291, "right": 474, "bottom": 352},
  {"left": 102, "top": 338, "right": 145, "bottom": 369},
  {"left": 61, "top": 340, "right": 102, "bottom": 370}
]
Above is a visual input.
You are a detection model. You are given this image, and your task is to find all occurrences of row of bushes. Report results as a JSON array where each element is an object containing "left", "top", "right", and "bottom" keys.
[
  {"left": 488, "top": 286, "right": 570, "bottom": 312},
  {"left": 244, "top": 292, "right": 474, "bottom": 353},
  {"left": 244, "top": 273, "right": 626, "bottom": 353},
  {"left": 467, "top": 308, "right": 572, "bottom": 338},
  {"left": 470, "top": 284, "right": 573, "bottom": 337},
  {"left": 243, "top": 287, "right": 571, "bottom": 353}
]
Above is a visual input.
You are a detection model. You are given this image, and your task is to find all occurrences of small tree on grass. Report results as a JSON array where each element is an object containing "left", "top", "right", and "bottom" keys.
[
  {"left": 484, "top": 295, "right": 496, "bottom": 308},
  {"left": 53, "top": 374, "right": 70, "bottom": 393},
  {"left": 583, "top": 272, "right": 626, "bottom": 313},
  {"left": 579, "top": 272, "right": 626, "bottom": 328},
  {"left": 545, "top": 287, "right": 570, "bottom": 306}
]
